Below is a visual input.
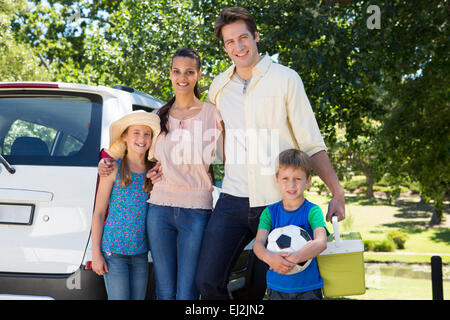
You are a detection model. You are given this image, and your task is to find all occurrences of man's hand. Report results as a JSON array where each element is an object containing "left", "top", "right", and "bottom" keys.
[
  {"left": 147, "top": 161, "right": 163, "bottom": 184},
  {"left": 98, "top": 158, "right": 115, "bottom": 177},
  {"left": 326, "top": 192, "right": 345, "bottom": 222}
]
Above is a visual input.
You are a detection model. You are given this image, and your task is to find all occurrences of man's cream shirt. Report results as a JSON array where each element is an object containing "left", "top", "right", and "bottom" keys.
[{"left": 208, "top": 55, "right": 327, "bottom": 208}]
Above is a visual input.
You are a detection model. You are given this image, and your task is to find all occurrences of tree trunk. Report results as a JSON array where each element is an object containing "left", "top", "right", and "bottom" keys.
[
  {"left": 429, "top": 201, "right": 443, "bottom": 226},
  {"left": 364, "top": 166, "right": 374, "bottom": 199}
]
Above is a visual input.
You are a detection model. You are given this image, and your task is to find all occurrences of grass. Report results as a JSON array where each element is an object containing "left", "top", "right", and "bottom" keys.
[
  {"left": 305, "top": 188, "right": 450, "bottom": 300},
  {"left": 304, "top": 191, "right": 450, "bottom": 264},
  {"left": 299, "top": 176, "right": 449, "bottom": 299},
  {"left": 343, "top": 268, "right": 449, "bottom": 300}
]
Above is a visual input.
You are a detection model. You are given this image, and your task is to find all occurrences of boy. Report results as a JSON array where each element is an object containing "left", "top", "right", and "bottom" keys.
[{"left": 253, "top": 149, "right": 329, "bottom": 300}]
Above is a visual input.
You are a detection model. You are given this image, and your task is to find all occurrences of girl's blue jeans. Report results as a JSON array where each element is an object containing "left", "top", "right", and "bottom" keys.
[
  {"left": 147, "top": 204, "right": 211, "bottom": 300},
  {"left": 102, "top": 252, "right": 148, "bottom": 300}
]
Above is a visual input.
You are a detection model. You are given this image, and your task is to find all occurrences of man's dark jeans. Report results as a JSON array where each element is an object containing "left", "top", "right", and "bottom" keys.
[{"left": 196, "top": 193, "right": 267, "bottom": 300}]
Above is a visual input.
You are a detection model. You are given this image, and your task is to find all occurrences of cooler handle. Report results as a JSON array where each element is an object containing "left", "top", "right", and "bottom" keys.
[{"left": 332, "top": 215, "right": 342, "bottom": 247}]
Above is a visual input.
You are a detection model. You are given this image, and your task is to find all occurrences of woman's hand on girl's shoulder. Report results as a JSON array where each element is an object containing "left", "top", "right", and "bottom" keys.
[
  {"left": 147, "top": 161, "right": 163, "bottom": 183},
  {"left": 98, "top": 158, "right": 117, "bottom": 177}
]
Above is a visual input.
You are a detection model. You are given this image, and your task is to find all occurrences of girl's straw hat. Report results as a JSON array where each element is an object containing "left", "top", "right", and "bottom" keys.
[{"left": 106, "top": 110, "right": 161, "bottom": 160}]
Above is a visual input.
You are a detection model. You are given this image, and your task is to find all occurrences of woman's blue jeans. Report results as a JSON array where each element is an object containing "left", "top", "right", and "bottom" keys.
[
  {"left": 147, "top": 204, "right": 211, "bottom": 300},
  {"left": 102, "top": 252, "right": 148, "bottom": 300}
]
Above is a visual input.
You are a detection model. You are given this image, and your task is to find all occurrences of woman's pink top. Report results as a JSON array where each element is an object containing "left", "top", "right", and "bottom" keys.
[{"left": 148, "top": 102, "right": 222, "bottom": 209}]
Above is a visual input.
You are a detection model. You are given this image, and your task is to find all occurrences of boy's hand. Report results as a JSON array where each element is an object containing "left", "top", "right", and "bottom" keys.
[
  {"left": 98, "top": 158, "right": 115, "bottom": 177},
  {"left": 285, "top": 251, "right": 308, "bottom": 266},
  {"left": 147, "top": 161, "right": 163, "bottom": 183},
  {"left": 267, "top": 252, "right": 296, "bottom": 274}
]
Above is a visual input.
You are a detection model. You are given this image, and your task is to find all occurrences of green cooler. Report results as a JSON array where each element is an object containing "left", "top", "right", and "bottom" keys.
[{"left": 317, "top": 216, "right": 365, "bottom": 298}]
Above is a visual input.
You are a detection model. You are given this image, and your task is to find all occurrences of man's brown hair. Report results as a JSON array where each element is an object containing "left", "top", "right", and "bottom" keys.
[{"left": 214, "top": 7, "right": 258, "bottom": 42}]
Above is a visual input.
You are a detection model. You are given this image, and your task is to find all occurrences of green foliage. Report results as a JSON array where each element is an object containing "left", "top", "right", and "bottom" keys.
[
  {"left": 374, "top": 240, "right": 395, "bottom": 252},
  {"left": 364, "top": 231, "right": 408, "bottom": 252},
  {"left": 0, "top": 0, "right": 50, "bottom": 81},
  {"left": 312, "top": 180, "right": 329, "bottom": 195},
  {"left": 6, "top": 0, "right": 448, "bottom": 224},
  {"left": 364, "top": 239, "right": 396, "bottom": 252},
  {"left": 341, "top": 176, "right": 366, "bottom": 192},
  {"left": 11, "top": 0, "right": 230, "bottom": 100},
  {"left": 363, "top": 240, "right": 374, "bottom": 251},
  {"left": 387, "top": 230, "right": 409, "bottom": 249},
  {"left": 385, "top": 186, "right": 401, "bottom": 205}
]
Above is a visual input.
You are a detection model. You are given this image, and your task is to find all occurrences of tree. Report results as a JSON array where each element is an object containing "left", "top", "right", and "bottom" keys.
[
  {"left": 12, "top": 0, "right": 229, "bottom": 99},
  {"left": 254, "top": 0, "right": 448, "bottom": 223},
  {"left": 0, "top": 0, "right": 50, "bottom": 81},
  {"left": 11, "top": 0, "right": 448, "bottom": 224},
  {"left": 371, "top": 0, "right": 449, "bottom": 224}
]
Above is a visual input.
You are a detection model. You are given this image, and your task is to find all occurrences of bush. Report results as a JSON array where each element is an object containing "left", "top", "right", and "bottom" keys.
[
  {"left": 312, "top": 180, "right": 328, "bottom": 195},
  {"left": 387, "top": 230, "right": 409, "bottom": 249},
  {"left": 364, "top": 240, "right": 375, "bottom": 251},
  {"left": 373, "top": 239, "right": 396, "bottom": 252},
  {"left": 364, "top": 239, "right": 396, "bottom": 252},
  {"left": 341, "top": 176, "right": 366, "bottom": 192},
  {"left": 386, "top": 187, "right": 401, "bottom": 205}
]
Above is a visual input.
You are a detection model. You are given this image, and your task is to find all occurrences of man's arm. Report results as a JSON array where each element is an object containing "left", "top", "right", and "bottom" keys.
[
  {"left": 285, "top": 71, "right": 345, "bottom": 222},
  {"left": 310, "top": 150, "right": 345, "bottom": 222}
]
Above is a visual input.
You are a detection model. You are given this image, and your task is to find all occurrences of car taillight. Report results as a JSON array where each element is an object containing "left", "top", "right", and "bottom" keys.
[
  {"left": 85, "top": 261, "right": 93, "bottom": 270},
  {"left": 0, "top": 83, "right": 59, "bottom": 89}
]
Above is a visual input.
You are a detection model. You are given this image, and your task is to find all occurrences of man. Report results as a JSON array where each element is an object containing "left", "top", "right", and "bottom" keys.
[{"left": 193, "top": 7, "right": 346, "bottom": 300}]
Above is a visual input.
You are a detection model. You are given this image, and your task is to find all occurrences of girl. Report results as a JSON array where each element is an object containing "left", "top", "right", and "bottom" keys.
[
  {"left": 147, "top": 48, "right": 224, "bottom": 300},
  {"left": 91, "top": 110, "right": 160, "bottom": 300}
]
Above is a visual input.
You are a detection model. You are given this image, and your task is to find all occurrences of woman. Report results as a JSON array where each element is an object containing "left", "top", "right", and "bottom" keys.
[{"left": 147, "top": 48, "right": 223, "bottom": 300}]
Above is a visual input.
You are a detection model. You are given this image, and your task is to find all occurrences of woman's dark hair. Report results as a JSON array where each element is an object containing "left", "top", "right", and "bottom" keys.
[{"left": 157, "top": 48, "right": 202, "bottom": 134}]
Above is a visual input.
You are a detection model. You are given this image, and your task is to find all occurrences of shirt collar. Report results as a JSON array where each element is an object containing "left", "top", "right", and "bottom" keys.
[{"left": 224, "top": 54, "right": 272, "bottom": 79}]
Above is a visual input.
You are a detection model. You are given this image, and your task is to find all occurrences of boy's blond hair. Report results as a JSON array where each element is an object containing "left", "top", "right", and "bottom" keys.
[{"left": 276, "top": 149, "right": 312, "bottom": 178}]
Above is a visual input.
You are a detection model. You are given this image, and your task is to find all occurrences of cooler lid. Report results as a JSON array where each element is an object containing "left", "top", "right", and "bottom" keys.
[{"left": 320, "top": 232, "right": 364, "bottom": 255}]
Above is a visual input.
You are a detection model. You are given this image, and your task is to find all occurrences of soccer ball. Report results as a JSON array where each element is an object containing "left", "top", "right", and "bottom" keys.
[{"left": 267, "top": 225, "right": 312, "bottom": 274}]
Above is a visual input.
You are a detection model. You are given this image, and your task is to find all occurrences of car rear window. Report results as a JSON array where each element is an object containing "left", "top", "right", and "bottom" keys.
[{"left": 0, "top": 91, "right": 102, "bottom": 166}]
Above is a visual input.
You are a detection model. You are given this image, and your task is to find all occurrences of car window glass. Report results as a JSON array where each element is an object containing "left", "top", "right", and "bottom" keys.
[
  {"left": 0, "top": 92, "right": 101, "bottom": 166},
  {"left": 3, "top": 120, "right": 57, "bottom": 155}
]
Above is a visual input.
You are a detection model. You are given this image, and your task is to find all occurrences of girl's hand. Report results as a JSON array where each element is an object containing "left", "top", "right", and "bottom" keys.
[{"left": 92, "top": 254, "right": 109, "bottom": 276}]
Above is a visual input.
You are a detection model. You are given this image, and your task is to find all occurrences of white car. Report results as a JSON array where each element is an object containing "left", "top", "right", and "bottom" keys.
[{"left": 0, "top": 82, "right": 266, "bottom": 300}]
